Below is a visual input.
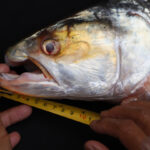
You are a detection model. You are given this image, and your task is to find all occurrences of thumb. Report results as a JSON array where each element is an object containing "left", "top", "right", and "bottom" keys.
[{"left": 84, "top": 140, "right": 109, "bottom": 150}]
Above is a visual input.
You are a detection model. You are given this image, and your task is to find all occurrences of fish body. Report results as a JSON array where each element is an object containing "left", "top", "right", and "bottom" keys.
[{"left": 1, "top": 0, "right": 150, "bottom": 101}]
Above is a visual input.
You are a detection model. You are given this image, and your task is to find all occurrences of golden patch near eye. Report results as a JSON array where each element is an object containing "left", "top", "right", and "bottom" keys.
[{"left": 42, "top": 39, "right": 60, "bottom": 55}]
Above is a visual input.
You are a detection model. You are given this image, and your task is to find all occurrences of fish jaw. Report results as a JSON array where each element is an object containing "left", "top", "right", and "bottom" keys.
[{"left": 0, "top": 72, "right": 65, "bottom": 98}]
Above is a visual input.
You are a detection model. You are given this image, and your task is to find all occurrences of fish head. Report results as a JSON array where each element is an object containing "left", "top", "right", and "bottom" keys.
[
  {"left": 1, "top": 0, "right": 150, "bottom": 101},
  {"left": 0, "top": 10, "right": 117, "bottom": 100}
]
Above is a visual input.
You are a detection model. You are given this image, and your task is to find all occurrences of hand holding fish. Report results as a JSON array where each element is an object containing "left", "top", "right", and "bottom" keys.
[
  {"left": 85, "top": 100, "right": 150, "bottom": 150},
  {"left": 0, "top": 64, "right": 32, "bottom": 149}
]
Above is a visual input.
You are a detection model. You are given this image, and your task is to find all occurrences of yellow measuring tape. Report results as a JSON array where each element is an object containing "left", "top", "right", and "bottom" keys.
[{"left": 0, "top": 89, "right": 100, "bottom": 125}]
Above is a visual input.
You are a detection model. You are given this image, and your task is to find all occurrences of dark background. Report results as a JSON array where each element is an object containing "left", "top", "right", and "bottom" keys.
[{"left": 0, "top": 0, "right": 126, "bottom": 149}]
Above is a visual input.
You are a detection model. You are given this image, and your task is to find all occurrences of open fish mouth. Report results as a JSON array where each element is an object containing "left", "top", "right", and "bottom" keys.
[{"left": 0, "top": 57, "right": 56, "bottom": 84}]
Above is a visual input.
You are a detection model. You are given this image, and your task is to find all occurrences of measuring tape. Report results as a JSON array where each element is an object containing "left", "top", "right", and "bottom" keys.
[{"left": 0, "top": 89, "right": 100, "bottom": 125}]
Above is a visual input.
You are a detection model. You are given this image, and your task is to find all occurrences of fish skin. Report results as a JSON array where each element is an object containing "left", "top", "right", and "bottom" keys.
[{"left": 1, "top": 0, "right": 150, "bottom": 101}]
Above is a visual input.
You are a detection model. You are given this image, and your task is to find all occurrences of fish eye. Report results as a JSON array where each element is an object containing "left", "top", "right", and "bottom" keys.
[{"left": 42, "top": 40, "right": 60, "bottom": 55}]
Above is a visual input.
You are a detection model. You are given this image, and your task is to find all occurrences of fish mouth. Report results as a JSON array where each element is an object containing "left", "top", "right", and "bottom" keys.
[
  {"left": 0, "top": 56, "right": 57, "bottom": 84},
  {"left": 28, "top": 57, "right": 57, "bottom": 82}
]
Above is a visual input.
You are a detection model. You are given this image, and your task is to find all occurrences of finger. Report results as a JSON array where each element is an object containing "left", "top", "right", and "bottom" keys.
[
  {"left": 0, "top": 105, "right": 32, "bottom": 127},
  {"left": 0, "top": 119, "right": 8, "bottom": 138},
  {"left": 0, "top": 120, "right": 12, "bottom": 150},
  {"left": 0, "top": 134, "right": 11, "bottom": 150},
  {"left": 121, "top": 100, "right": 150, "bottom": 109},
  {"left": 141, "top": 137, "right": 150, "bottom": 150},
  {"left": 84, "top": 140, "right": 109, "bottom": 150},
  {"left": 121, "top": 97, "right": 139, "bottom": 104},
  {"left": 9, "top": 132, "right": 21, "bottom": 148},
  {"left": 90, "top": 118, "right": 146, "bottom": 150},
  {"left": 0, "top": 64, "right": 10, "bottom": 73},
  {"left": 101, "top": 105, "right": 150, "bottom": 135}
]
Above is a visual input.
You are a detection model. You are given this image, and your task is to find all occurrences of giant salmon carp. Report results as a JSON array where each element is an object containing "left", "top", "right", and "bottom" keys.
[{"left": 0, "top": 0, "right": 150, "bottom": 101}]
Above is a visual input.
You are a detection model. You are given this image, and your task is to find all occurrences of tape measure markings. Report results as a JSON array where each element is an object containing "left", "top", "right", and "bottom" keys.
[{"left": 0, "top": 89, "right": 100, "bottom": 125}]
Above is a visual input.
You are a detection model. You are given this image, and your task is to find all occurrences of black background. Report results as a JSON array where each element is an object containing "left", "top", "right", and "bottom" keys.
[{"left": 0, "top": 0, "right": 126, "bottom": 150}]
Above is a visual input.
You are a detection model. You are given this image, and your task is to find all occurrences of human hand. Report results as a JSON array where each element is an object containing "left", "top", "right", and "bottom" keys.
[
  {"left": 85, "top": 101, "right": 150, "bottom": 150},
  {"left": 0, "top": 63, "right": 32, "bottom": 150},
  {"left": 0, "top": 105, "right": 32, "bottom": 150}
]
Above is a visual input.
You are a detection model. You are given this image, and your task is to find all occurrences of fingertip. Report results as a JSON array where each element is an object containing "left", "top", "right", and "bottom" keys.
[
  {"left": 0, "top": 64, "right": 10, "bottom": 73},
  {"left": 84, "top": 141, "right": 95, "bottom": 150},
  {"left": 19, "top": 105, "right": 32, "bottom": 117},
  {"left": 9, "top": 132, "right": 21, "bottom": 148},
  {"left": 84, "top": 140, "right": 109, "bottom": 150},
  {"left": 84, "top": 141, "right": 93, "bottom": 150},
  {"left": 1, "top": 105, "right": 32, "bottom": 127}
]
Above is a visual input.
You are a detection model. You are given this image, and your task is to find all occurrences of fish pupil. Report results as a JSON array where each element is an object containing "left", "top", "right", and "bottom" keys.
[{"left": 46, "top": 43, "right": 54, "bottom": 53}]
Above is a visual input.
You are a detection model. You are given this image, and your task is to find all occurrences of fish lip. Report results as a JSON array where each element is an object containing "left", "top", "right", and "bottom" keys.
[{"left": 28, "top": 56, "right": 59, "bottom": 84}]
